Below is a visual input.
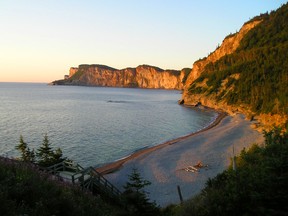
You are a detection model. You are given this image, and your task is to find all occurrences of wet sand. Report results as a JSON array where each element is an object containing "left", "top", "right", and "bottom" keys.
[{"left": 99, "top": 113, "right": 264, "bottom": 207}]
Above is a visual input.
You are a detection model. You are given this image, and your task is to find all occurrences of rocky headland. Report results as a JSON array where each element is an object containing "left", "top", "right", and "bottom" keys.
[
  {"left": 53, "top": 5, "right": 287, "bottom": 131},
  {"left": 53, "top": 64, "right": 189, "bottom": 90},
  {"left": 180, "top": 11, "right": 287, "bottom": 130}
]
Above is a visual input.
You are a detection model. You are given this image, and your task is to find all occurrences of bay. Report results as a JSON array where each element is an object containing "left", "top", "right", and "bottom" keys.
[{"left": 0, "top": 83, "right": 216, "bottom": 167}]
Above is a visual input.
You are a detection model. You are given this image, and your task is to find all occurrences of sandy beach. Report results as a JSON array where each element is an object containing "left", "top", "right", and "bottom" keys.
[{"left": 100, "top": 113, "right": 264, "bottom": 207}]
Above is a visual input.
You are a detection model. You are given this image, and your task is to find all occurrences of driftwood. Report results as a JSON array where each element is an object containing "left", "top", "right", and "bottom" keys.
[{"left": 182, "top": 161, "right": 209, "bottom": 173}]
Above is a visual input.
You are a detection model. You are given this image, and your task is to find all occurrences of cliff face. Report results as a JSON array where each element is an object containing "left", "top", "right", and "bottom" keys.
[
  {"left": 181, "top": 3, "right": 288, "bottom": 130},
  {"left": 69, "top": 67, "right": 78, "bottom": 77},
  {"left": 54, "top": 64, "right": 185, "bottom": 90},
  {"left": 182, "top": 20, "right": 262, "bottom": 104}
]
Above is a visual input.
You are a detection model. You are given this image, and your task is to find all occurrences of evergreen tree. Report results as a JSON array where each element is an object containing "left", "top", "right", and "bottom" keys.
[
  {"left": 15, "top": 135, "right": 35, "bottom": 162},
  {"left": 173, "top": 127, "right": 288, "bottom": 216},
  {"left": 36, "top": 134, "right": 64, "bottom": 167},
  {"left": 15, "top": 135, "right": 28, "bottom": 161},
  {"left": 122, "top": 168, "right": 160, "bottom": 216}
]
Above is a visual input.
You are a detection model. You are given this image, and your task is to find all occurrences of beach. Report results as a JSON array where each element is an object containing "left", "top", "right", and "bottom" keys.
[{"left": 99, "top": 113, "right": 264, "bottom": 207}]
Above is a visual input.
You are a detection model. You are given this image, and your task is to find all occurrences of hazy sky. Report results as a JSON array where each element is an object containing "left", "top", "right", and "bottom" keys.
[{"left": 0, "top": 0, "right": 286, "bottom": 82}]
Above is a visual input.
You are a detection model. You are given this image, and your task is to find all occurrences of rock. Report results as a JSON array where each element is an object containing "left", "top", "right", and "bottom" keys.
[{"left": 54, "top": 64, "right": 185, "bottom": 90}]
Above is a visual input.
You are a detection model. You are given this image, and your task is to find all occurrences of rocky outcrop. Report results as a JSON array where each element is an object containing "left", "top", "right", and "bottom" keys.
[
  {"left": 182, "top": 20, "right": 262, "bottom": 102},
  {"left": 53, "top": 64, "right": 185, "bottom": 90},
  {"left": 180, "top": 18, "right": 288, "bottom": 131},
  {"left": 69, "top": 67, "right": 78, "bottom": 77}
]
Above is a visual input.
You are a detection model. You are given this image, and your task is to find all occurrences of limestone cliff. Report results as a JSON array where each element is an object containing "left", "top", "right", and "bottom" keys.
[{"left": 53, "top": 64, "right": 185, "bottom": 90}]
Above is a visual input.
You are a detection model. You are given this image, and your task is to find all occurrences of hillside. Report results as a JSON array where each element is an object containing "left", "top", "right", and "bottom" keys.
[
  {"left": 181, "top": 3, "right": 288, "bottom": 130},
  {"left": 0, "top": 157, "right": 124, "bottom": 216},
  {"left": 53, "top": 64, "right": 190, "bottom": 90}
]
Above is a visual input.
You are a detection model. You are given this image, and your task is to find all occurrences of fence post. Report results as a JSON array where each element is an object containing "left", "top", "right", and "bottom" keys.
[{"left": 177, "top": 185, "right": 183, "bottom": 204}]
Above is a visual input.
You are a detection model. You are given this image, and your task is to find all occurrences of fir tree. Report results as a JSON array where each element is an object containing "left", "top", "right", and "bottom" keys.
[
  {"left": 36, "top": 134, "right": 64, "bottom": 167},
  {"left": 15, "top": 135, "right": 28, "bottom": 161},
  {"left": 15, "top": 135, "right": 35, "bottom": 162},
  {"left": 122, "top": 168, "right": 160, "bottom": 216}
]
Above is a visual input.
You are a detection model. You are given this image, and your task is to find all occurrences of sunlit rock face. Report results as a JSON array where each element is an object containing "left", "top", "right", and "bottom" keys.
[
  {"left": 180, "top": 19, "right": 288, "bottom": 130},
  {"left": 69, "top": 67, "right": 78, "bottom": 77},
  {"left": 182, "top": 20, "right": 262, "bottom": 105},
  {"left": 55, "top": 64, "right": 185, "bottom": 90}
]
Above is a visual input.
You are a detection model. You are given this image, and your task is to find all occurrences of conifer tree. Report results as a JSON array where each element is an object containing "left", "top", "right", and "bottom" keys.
[
  {"left": 122, "top": 168, "right": 159, "bottom": 216},
  {"left": 16, "top": 135, "right": 28, "bottom": 161},
  {"left": 15, "top": 135, "right": 35, "bottom": 162},
  {"left": 36, "top": 134, "right": 64, "bottom": 167}
]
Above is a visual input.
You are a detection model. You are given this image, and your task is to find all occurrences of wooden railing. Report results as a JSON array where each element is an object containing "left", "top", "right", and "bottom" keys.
[{"left": 44, "top": 160, "right": 122, "bottom": 199}]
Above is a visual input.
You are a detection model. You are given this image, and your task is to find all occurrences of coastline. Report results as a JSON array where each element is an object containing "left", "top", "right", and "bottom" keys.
[
  {"left": 96, "top": 111, "right": 227, "bottom": 174},
  {"left": 102, "top": 112, "right": 264, "bottom": 206}
]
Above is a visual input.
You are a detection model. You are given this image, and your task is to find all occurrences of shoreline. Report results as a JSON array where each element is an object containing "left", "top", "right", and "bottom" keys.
[
  {"left": 104, "top": 113, "right": 264, "bottom": 206},
  {"left": 96, "top": 110, "right": 227, "bottom": 175}
]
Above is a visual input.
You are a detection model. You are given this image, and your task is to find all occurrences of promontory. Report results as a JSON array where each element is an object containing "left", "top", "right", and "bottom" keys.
[{"left": 52, "top": 64, "right": 190, "bottom": 90}]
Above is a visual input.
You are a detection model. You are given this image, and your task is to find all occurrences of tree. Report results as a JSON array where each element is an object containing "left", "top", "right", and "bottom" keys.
[
  {"left": 122, "top": 168, "right": 160, "bottom": 216},
  {"left": 172, "top": 127, "right": 288, "bottom": 216},
  {"left": 15, "top": 135, "right": 35, "bottom": 163},
  {"left": 36, "top": 134, "right": 64, "bottom": 167}
]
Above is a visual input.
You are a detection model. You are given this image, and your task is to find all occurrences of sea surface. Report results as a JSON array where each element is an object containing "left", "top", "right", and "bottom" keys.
[{"left": 0, "top": 82, "right": 217, "bottom": 167}]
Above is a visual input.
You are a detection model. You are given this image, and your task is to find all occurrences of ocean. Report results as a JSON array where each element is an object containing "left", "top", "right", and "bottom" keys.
[{"left": 0, "top": 83, "right": 216, "bottom": 167}]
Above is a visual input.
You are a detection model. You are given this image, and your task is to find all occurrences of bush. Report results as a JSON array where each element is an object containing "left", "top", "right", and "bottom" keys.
[
  {"left": 0, "top": 157, "right": 123, "bottom": 216},
  {"left": 171, "top": 128, "right": 288, "bottom": 216}
]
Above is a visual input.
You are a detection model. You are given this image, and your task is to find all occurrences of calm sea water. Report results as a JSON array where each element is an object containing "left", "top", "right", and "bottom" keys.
[{"left": 0, "top": 83, "right": 216, "bottom": 167}]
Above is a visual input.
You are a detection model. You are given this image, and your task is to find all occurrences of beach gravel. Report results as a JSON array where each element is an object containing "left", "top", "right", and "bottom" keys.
[{"left": 104, "top": 114, "right": 264, "bottom": 207}]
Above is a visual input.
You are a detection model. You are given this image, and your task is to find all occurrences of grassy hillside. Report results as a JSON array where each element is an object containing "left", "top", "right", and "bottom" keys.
[
  {"left": 0, "top": 157, "right": 124, "bottom": 216},
  {"left": 188, "top": 3, "right": 288, "bottom": 117}
]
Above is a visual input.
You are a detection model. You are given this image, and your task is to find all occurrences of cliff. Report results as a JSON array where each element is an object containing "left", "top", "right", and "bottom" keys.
[
  {"left": 53, "top": 64, "right": 186, "bottom": 90},
  {"left": 180, "top": 19, "right": 262, "bottom": 122},
  {"left": 181, "top": 20, "right": 262, "bottom": 105},
  {"left": 181, "top": 3, "right": 288, "bottom": 130}
]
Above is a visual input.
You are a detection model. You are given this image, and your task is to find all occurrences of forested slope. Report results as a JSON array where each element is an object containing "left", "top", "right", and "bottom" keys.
[{"left": 185, "top": 3, "right": 288, "bottom": 129}]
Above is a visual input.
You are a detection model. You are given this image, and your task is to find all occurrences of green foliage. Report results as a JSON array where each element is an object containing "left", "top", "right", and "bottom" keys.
[
  {"left": 36, "top": 134, "right": 65, "bottom": 167},
  {"left": 0, "top": 157, "right": 123, "bottom": 216},
  {"left": 15, "top": 135, "right": 35, "bottom": 163},
  {"left": 16, "top": 135, "right": 65, "bottom": 167},
  {"left": 188, "top": 3, "right": 288, "bottom": 115},
  {"left": 122, "top": 168, "right": 160, "bottom": 216},
  {"left": 69, "top": 69, "right": 84, "bottom": 81},
  {"left": 172, "top": 128, "right": 288, "bottom": 216},
  {"left": 181, "top": 68, "right": 192, "bottom": 84}
]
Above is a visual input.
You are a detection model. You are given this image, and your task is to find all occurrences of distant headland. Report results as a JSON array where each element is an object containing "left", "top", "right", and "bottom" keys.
[
  {"left": 52, "top": 64, "right": 191, "bottom": 90},
  {"left": 52, "top": 4, "right": 287, "bottom": 131}
]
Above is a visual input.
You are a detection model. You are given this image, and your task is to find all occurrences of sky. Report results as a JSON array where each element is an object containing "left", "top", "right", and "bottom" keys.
[{"left": 0, "top": 0, "right": 286, "bottom": 83}]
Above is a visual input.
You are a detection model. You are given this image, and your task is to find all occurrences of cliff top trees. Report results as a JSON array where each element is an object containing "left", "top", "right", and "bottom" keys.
[{"left": 188, "top": 3, "right": 288, "bottom": 116}]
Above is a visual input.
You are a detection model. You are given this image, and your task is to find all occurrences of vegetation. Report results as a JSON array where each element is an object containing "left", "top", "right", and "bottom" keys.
[
  {"left": 16, "top": 135, "right": 65, "bottom": 167},
  {"left": 36, "top": 134, "right": 65, "bottom": 167},
  {"left": 7, "top": 127, "right": 288, "bottom": 215},
  {"left": 121, "top": 168, "right": 160, "bottom": 216},
  {"left": 167, "top": 128, "right": 288, "bottom": 216},
  {"left": 69, "top": 68, "right": 84, "bottom": 81},
  {"left": 16, "top": 135, "right": 36, "bottom": 163},
  {"left": 5, "top": 4, "right": 288, "bottom": 215},
  {"left": 11, "top": 136, "right": 162, "bottom": 215},
  {"left": 189, "top": 3, "right": 288, "bottom": 116},
  {"left": 0, "top": 157, "right": 123, "bottom": 216},
  {"left": 181, "top": 68, "right": 192, "bottom": 84}
]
